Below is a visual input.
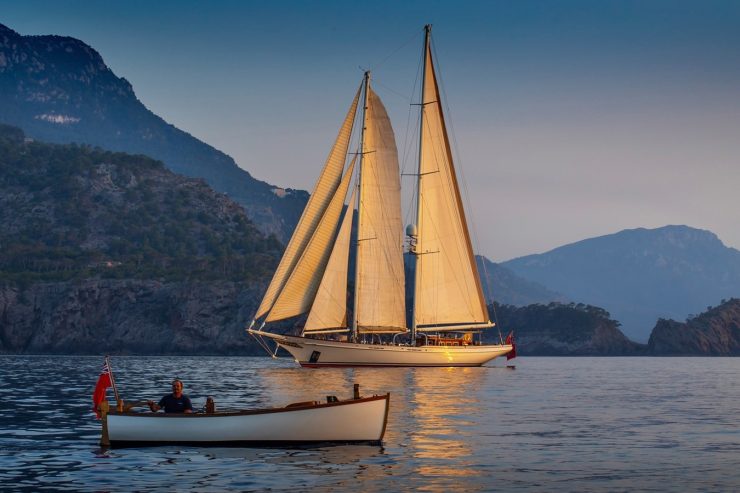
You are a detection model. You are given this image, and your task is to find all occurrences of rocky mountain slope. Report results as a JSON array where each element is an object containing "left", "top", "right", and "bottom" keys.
[
  {"left": 0, "top": 124, "right": 280, "bottom": 354},
  {"left": 647, "top": 298, "right": 740, "bottom": 355},
  {"left": 502, "top": 225, "right": 740, "bottom": 342},
  {"left": 488, "top": 302, "right": 644, "bottom": 355},
  {"left": 0, "top": 22, "right": 306, "bottom": 242}
]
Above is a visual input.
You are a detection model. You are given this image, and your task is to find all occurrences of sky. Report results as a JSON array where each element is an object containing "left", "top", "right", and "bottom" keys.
[{"left": 2, "top": 0, "right": 739, "bottom": 261}]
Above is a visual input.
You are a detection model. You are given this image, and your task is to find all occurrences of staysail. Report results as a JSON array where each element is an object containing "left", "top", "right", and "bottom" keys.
[
  {"left": 253, "top": 88, "right": 360, "bottom": 322},
  {"left": 413, "top": 30, "right": 490, "bottom": 331},
  {"left": 355, "top": 86, "right": 407, "bottom": 333},
  {"left": 304, "top": 186, "right": 357, "bottom": 332},
  {"left": 266, "top": 158, "right": 356, "bottom": 322}
]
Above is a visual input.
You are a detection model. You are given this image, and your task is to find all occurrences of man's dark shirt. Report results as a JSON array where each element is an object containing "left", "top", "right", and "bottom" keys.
[{"left": 158, "top": 393, "right": 193, "bottom": 413}]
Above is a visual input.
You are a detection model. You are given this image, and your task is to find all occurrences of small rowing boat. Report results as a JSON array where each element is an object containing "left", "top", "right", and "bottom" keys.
[
  {"left": 92, "top": 358, "right": 389, "bottom": 448},
  {"left": 98, "top": 385, "right": 389, "bottom": 448}
]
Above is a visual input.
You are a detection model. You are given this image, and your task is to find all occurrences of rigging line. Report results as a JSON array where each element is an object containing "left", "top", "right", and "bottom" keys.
[
  {"left": 400, "top": 49, "right": 424, "bottom": 230},
  {"left": 368, "top": 27, "right": 424, "bottom": 73},
  {"left": 372, "top": 80, "right": 412, "bottom": 102}
]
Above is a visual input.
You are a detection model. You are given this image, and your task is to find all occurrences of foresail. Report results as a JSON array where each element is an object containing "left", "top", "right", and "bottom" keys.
[
  {"left": 254, "top": 87, "right": 360, "bottom": 321},
  {"left": 414, "top": 42, "right": 489, "bottom": 329},
  {"left": 266, "top": 158, "right": 356, "bottom": 322},
  {"left": 304, "top": 186, "right": 356, "bottom": 332},
  {"left": 356, "top": 88, "right": 406, "bottom": 333}
]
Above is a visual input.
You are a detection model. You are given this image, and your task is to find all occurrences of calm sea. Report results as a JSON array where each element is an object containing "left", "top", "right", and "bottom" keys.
[{"left": 0, "top": 356, "right": 738, "bottom": 492}]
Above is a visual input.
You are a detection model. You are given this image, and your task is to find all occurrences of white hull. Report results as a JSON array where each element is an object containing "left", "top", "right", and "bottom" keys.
[
  {"left": 104, "top": 394, "right": 389, "bottom": 447},
  {"left": 252, "top": 330, "right": 513, "bottom": 367}
]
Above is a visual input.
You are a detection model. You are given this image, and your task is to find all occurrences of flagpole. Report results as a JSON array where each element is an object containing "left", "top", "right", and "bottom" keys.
[{"left": 106, "top": 355, "right": 121, "bottom": 403}]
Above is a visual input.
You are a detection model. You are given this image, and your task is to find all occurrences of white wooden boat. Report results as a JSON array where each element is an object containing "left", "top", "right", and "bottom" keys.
[
  {"left": 247, "top": 25, "right": 515, "bottom": 367},
  {"left": 99, "top": 391, "right": 389, "bottom": 448}
]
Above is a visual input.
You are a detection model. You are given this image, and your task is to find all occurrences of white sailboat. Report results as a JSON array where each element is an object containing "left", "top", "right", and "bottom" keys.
[{"left": 248, "top": 25, "right": 513, "bottom": 367}]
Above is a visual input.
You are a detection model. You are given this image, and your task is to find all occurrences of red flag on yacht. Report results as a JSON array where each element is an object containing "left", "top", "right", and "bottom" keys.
[
  {"left": 505, "top": 332, "right": 517, "bottom": 360},
  {"left": 92, "top": 359, "right": 112, "bottom": 418}
]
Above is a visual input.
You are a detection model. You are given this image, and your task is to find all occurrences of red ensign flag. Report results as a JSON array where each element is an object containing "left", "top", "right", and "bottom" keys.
[
  {"left": 505, "top": 332, "right": 517, "bottom": 360},
  {"left": 92, "top": 360, "right": 112, "bottom": 418}
]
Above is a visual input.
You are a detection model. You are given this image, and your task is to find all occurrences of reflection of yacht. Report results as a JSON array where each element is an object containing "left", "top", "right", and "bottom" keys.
[{"left": 249, "top": 26, "right": 513, "bottom": 367}]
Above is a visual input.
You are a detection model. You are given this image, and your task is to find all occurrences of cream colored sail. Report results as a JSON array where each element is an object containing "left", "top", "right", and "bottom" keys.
[
  {"left": 304, "top": 186, "right": 356, "bottom": 332},
  {"left": 355, "top": 87, "right": 406, "bottom": 333},
  {"left": 266, "top": 158, "right": 356, "bottom": 322},
  {"left": 254, "top": 88, "right": 360, "bottom": 322},
  {"left": 414, "top": 38, "right": 490, "bottom": 330}
]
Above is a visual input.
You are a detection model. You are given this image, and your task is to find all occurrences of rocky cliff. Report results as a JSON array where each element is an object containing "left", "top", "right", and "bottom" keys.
[
  {"left": 0, "top": 280, "right": 264, "bottom": 354},
  {"left": 647, "top": 299, "right": 740, "bottom": 355},
  {"left": 0, "top": 124, "right": 282, "bottom": 354}
]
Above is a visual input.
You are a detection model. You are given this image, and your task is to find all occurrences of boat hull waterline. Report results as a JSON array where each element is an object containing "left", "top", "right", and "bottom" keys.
[
  {"left": 104, "top": 394, "right": 389, "bottom": 447},
  {"left": 251, "top": 330, "right": 513, "bottom": 367}
]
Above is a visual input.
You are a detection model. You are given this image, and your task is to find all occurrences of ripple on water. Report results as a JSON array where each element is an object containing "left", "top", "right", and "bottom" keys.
[{"left": 0, "top": 356, "right": 739, "bottom": 491}]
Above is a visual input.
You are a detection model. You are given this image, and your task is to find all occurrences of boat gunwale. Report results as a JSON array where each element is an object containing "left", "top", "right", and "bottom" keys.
[{"left": 107, "top": 393, "right": 389, "bottom": 418}]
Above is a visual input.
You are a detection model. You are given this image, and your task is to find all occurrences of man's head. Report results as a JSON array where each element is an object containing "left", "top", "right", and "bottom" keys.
[{"left": 171, "top": 379, "right": 184, "bottom": 397}]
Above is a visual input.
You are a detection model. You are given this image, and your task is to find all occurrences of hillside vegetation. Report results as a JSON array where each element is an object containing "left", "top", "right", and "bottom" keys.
[{"left": 0, "top": 124, "right": 280, "bottom": 283}]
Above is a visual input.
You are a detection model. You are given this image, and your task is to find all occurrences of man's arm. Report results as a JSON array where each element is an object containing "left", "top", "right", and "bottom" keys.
[
  {"left": 147, "top": 400, "right": 162, "bottom": 412},
  {"left": 183, "top": 396, "right": 193, "bottom": 414}
]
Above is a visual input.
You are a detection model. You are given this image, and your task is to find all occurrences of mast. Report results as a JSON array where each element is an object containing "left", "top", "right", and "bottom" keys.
[
  {"left": 351, "top": 71, "right": 371, "bottom": 342},
  {"left": 410, "top": 24, "right": 432, "bottom": 342}
]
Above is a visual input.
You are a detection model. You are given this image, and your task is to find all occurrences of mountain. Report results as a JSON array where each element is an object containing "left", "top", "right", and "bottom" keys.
[
  {"left": 647, "top": 298, "right": 740, "bottom": 355},
  {"left": 502, "top": 226, "right": 740, "bottom": 342},
  {"left": 0, "top": 124, "right": 282, "bottom": 354},
  {"left": 486, "top": 302, "right": 643, "bottom": 355},
  {"left": 0, "top": 22, "right": 307, "bottom": 242},
  {"left": 475, "top": 255, "right": 567, "bottom": 306},
  {"left": 0, "top": 124, "right": 280, "bottom": 282}
]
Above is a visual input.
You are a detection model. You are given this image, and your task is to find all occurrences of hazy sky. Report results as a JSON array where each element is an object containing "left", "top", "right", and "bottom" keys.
[{"left": 3, "top": 0, "right": 739, "bottom": 261}]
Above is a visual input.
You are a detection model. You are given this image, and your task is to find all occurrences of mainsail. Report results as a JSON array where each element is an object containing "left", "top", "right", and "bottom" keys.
[
  {"left": 355, "top": 87, "right": 407, "bottom": 333},
  {"left": 413, "top": 30, "right": 490, "bottom": 331},
  {"left": 253, "top": 88, "right": 360, "bottom": 322}
]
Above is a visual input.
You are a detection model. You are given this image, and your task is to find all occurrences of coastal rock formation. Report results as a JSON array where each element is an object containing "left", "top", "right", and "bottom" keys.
[
  {"left": 647, "top": 299, "right": 740, "bottom": 355},
  {"left": 489, "top": 302, "right": 644, "bottom": 355},
  {"left": 0, "top": 280, "right": 264, "bottom": 354}
]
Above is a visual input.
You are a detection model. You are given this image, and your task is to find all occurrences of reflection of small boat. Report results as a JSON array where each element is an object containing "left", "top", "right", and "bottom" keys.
[{"left": 99, "top": 386, "right": 389, "bottom": 448}]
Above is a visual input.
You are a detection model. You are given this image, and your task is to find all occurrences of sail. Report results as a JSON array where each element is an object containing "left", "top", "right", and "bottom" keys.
[
  {"left": 413, "top": 38, "right": 490, "bottom": 330},
  {"left": 304, "top": 186, "right": 356, "bottom": 332},
  {"left": 254, "top": 87, "right": 360, "bottom": 321},
  {"left": 266, "top": 158, "right": 356, "bottom": 322},
  {"left": 355, "top": 87, "right": 407, "bottom": 333}
]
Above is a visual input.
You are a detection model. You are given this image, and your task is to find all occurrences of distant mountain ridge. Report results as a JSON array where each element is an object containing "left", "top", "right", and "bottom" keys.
[
  {"left": 0, "top": 22, "right": 307, "bottom": 242},
  {"left": 475, "top": 255, "right": 567, "bottom": 306},
  {"left": 502, "top": 225, "right": 740, "bottom": 342}
]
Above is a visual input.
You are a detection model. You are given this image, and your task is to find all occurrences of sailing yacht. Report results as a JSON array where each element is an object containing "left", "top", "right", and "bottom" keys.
[{"left": 248, "top": 26, "right": 514, "bottom": 367}]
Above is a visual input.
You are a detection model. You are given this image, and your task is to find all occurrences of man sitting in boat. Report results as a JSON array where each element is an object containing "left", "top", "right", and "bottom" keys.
[{"left": 147, "top": 379, "right": 193, "bottom": 413}]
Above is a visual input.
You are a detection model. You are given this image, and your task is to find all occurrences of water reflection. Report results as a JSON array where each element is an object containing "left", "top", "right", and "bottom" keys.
[{"left": 2, "top": 356, "right": 739, "bottom": 491}]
